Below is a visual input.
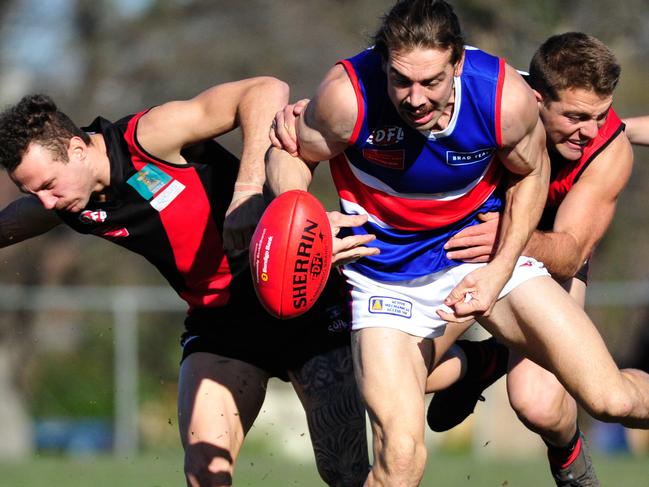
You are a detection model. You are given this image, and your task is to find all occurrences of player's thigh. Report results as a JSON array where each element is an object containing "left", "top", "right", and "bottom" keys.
[
  {"left": 352, "top": 327, "right": 430, "bottom": 435},
  {"left": 561, "top": 276, "right": 586, "bottom": 307},
  {"left": 288, "top": 346, "right": 369, "bottom": 481},
  {"left": 178, "top": 352, "right": 269, "bottom": 456},
  {"left": 430, "top": 321, "right": 473, "bottom": 368},
  {"left": 480, "top": 276, "right": 621, "bottom": 402}
]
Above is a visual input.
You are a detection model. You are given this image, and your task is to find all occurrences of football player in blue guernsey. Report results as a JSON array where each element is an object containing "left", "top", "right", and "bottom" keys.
[
  {"left": 268, "top": 1, "right": 649, "bottom": 485},
  {"left": 0, "top": 79, "right": 376, "bottom": 486}
]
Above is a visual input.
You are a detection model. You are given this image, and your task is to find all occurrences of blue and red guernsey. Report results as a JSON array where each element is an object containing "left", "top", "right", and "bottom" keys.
[
  {"left": 57, "top": 112, "right": 244, "bottom": 311},
  {"left": 331, "top": 47, "right": 506, "bottom": 280},
  {"left": 539, "top": 108, "right": 624, "bottom": 230}
]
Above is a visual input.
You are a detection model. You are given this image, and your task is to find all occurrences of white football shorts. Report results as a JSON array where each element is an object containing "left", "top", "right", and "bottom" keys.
[{"left": 343, "top": 256, "right": 549, "bottom": 339}]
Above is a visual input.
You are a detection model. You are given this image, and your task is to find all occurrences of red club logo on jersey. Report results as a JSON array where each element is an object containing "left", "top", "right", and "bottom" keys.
[
  {"left": 366, "top": 126, "right": 405, "bottom": 146},
  {"left": 102, "top": 227, "right": 129, "bottom": 238},
  {"left": 362, "top": 149, "right": 405, "bottom": 169},
  {"left": 79, "top": 209, "right": 107, "bottom": 224}
]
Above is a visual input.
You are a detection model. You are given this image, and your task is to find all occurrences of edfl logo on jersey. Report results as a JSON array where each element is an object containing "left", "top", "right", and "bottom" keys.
[{"left": 366, "top": 126, "right": 405, "bottom": 146}]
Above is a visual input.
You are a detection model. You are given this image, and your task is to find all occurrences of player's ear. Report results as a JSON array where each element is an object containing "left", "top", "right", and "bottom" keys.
[
  {"left": 67, "top": 136, "right": 88, "bottom": 162},
  {"left": 453, "top": 50, "right": 465, "bottom": 77},
  {"left": 532, "top": 89, "right": 544, "bottom": 105}
]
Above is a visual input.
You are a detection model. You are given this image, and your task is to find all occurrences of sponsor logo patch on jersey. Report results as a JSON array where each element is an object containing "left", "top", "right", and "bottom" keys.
[
  {"left": 127, "top": 164, "right": 186, "bottom": 212},
  {"left": 79, "top": 209, "right": 107, "bottom": 224},
  {"left": 368, "top": 296, "right": 412, "bottom": 318},
  {"left": 446, "top": 148, "right": 495, "bottom": 166},
  {"left": 366, "top": 126, "right": 405, "bottom": 146},
  {"left": 127, "top": 164, "right": 172, "bottom": 200},
  {"left": 362, "top": 149, "right": 405, "bottom": 169},
  {"left": 150, "top": 179, "right": 186, "bottom": 211}
]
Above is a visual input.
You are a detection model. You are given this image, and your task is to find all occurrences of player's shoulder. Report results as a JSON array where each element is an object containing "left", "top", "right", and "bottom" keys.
[
  {"left": 498, "top": 63, "right": 539, "bottom": 147},
  {"left": 588, "top": 126, "right": 633, "bottom": 172},
  {"left": 576, "top": 127, "right": 633, "bottom": 196},
  {"left": 309, "top": 63, "right": 359, "bottom": 140}
]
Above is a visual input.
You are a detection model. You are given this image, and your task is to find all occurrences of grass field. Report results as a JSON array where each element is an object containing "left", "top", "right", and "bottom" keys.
[{"left": 0, "top": 448, "right": 647, "bottom": 486}]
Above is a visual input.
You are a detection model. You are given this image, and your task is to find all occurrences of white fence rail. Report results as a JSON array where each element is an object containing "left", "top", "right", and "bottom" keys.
[{"left": 0, "top": 284, "right": 184, "bottom": 457}]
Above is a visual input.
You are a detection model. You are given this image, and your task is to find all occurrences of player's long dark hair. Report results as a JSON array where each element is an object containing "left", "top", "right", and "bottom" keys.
[
  {"left": 373, "top": 0, "right": 464, "bottom": 64},
  {"left": 0, "top": 94, "right": 90, "bottom": 172}
]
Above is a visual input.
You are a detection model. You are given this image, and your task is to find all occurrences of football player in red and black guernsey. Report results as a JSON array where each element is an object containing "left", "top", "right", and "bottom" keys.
[
  {"left": 424, "top": 32, "right": 633, "bottom": 487},
  {"left": 0, "top": 78, "right": 375, "bottom": 486}
]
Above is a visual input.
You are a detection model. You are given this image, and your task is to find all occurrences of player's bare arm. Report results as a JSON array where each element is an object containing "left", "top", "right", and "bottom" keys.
[
  {"left": 0, "top": 195, "right": 62, "bottom": 248},
  {"left": 268, "top": 64, "right": 359, "bottom": 192},
  {"left": 136, "top": 77, "right": 288, "bottom": 164},
  {"left": 267, "top": 66, "right": 378, "bottom": 265},
  {"left": 525, "top": 132, "right": 633, "bottom": 281},
  {"left": 624, "top": 115, "right": 649, "bottom": 146},
  {"left": 218, "top": 78, "right": 290, "bottom": 249},
  {"left": 137, "top": 77, "right": 289, "bottom": 250},
  {"left": 290, "top": 64, "right": 359, "bottom": 164},
  {"left": 440, "top": 64, "right": 549, "bottom": 320},
  {"left": 492, "top": 65, "right": 550, "bottom": 271},
  {"left": 445, "top": 132, "right": 634, "bottom": 279}
]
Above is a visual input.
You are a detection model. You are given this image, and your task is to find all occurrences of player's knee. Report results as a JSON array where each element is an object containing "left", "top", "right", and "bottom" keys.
[
  {"left": 184, "top": 445, "right": 235, "bottom": 487},
  {"left": 509, "top": 388, "right": 567, "bottom": 433},
  {"left": 587, "top": 393, "right": 634, "bottom": 423},
  {"left": 379, "top": 433, "right": 427, "bottom": 481}
]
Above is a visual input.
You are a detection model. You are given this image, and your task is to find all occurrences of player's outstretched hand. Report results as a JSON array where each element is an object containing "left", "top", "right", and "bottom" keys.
[
  {"left": 327, "top": 211, "right": 380, "bottom": 266},
  {"left": 436, "top": 261, "right": 511, "bottom": 324},
  {"left": 445, "top": 212, "right": 500, "bottom": 263},
  {"left": 269, "top": 99, "right": 309, "bottom": 157},
  {"left": 223, "top": 183, "right": 266, "bottom": 250}
]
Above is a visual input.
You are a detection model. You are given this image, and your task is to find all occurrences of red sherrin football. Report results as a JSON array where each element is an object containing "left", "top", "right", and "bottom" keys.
[{"left": 249, "top": 190, "right": 332, "bottom": 319}]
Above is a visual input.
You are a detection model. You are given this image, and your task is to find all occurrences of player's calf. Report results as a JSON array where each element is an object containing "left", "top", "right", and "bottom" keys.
[
  {"left": 547, "top": 430, "right": 600, "bottom": 487},
  {"left": 372, "top": 432, "right": 427, "bottom": 486},
  {"left": 184, "top": 444, "right": 235, "bottom": 487}
]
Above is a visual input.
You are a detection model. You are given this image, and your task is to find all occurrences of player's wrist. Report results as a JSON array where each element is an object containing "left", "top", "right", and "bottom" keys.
[{"left": 234, "top": 181, "right": 263, "bottom": 193}]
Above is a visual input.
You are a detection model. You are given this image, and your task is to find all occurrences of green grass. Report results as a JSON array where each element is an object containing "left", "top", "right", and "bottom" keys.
[{"left": 0, "top": 449, "right": 647, "bottom": 486}]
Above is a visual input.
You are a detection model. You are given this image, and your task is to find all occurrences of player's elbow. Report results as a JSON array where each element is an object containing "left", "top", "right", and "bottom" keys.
[
  {"left": 253, "top": 76, "right": 290, "bottom": 102},
  {"left": 551, "top": 266, "right": 579, "bottom": 284},
  {"left": 548, "top": 255, "right": 584, "bottom": 283}
]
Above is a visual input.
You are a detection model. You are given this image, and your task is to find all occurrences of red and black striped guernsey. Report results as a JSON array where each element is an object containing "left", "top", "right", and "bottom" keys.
[{"left": 57, "top": 111, "right": 246, "bottom": 311}]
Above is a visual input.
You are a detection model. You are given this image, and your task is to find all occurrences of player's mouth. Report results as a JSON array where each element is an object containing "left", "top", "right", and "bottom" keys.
[
  {"left": 565, "top": 138, "right": 589, "bottom": 151},
  {"left": 405, "top": 109, "right": 435, "bottom": 126},
  {"left": 61, "top": 200, "right": 80, "bottom": 212}
]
